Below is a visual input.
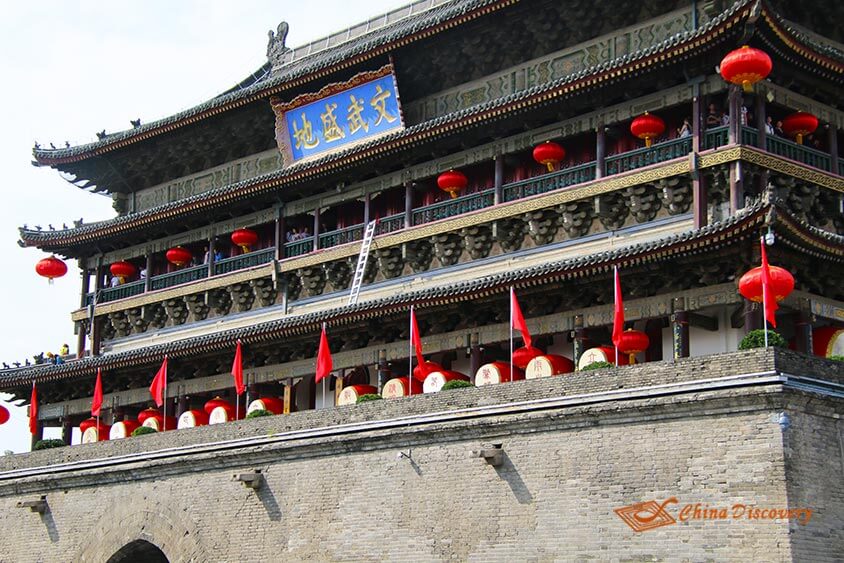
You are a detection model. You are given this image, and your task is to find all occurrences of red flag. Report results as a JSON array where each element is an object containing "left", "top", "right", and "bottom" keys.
[
  {"left": 231, "top": 340, "right": 245, "bottom": 395},
  {"left": 149, "top": 356, "right": 168, "bottom": 407},
  {"left": 91, "top": 368, "right": 103, "bottom": 417},
  {"left": 760, "top": 239, "right": 778, "bottom": 328},
  {"left": 511, "top": 288, "right": 532, "bottom": 348},
  {"left": 315, "top": 325, "right": 333, "bottom": 383},
  {"left": 29, "top": 382, "right": 38, "bottom": 435},
  {"left": 410, "top": 307, "right": 425, "bottom": 366},
  {"left": 612, "top": 267, "right": 625, "bottom": 348}
]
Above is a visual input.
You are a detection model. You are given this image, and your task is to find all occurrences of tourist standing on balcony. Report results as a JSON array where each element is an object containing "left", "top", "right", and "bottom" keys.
[
  {"left": 59, "top": 343, "right": 69, "bottom": 357},
  {"left": 203, "top": 246, "right": 210, "bottom": 264},
  {"left": 110, "top": 275, "right": 121, "bottom": 287},
  {"left": 775, "top": 120, "right": 784, "bottom": 136},
  {"left": 706, "top": 104, "right": 721, "bottom": 128},
  {"left": 765, "top": 116, "right": 776, "bottom": 135},
  {"left": 678, "top": 118, "right": 691, "bottom": 138}
]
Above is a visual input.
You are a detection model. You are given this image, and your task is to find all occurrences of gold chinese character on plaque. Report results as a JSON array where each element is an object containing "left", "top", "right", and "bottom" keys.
[
  {"left": 320, "top": 102, "right": 346, "bottom": 142},
  {"left": 347, "top": 95, "right": 369, "bottom": 135},
  {"left": 292, "top": 112, "right": 319, "bottom": 150},
  {"left": 370, "top": 85, "right": 397, "bottom": 126}
]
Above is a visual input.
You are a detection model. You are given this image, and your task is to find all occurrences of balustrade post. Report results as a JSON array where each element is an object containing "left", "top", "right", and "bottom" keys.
[
  {"left": 274, "top": 205, "right": 284, "bottom": 261},
  {"left": 755, "top": 93, "right": 767, "bottom": 149},
  {"left": 144, "top": 252, "right": 153, "bottom": 291},
  {"left": 493, "top": 155, "right": 503, "bottom": 204},
  {"left": 207, "top": 235, "right": 216, "bottom": 278},
  {"left": 363, "top": 192, "right": 371, "bottom": 227},
  {"left": 404, "top": 182, "right": 413, "bottom": 228},
  {"left": 79, "top": 260, "right": 90, "bottom": 308},
  {"left": 691, "top": 87, "right": 707, "bottom": 228},
  {"left": 596, "top": 125, "right": 606, "bottom": 179},
  {"left": 313, "top": 208, "right": 321, "bottom": 252}
]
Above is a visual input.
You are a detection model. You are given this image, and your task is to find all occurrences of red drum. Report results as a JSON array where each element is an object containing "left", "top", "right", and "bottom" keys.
[
  {"left": 382, "top": 377, "right": 423, "bottom": 398},
  {"left": 109, "top": 420, "right": 140, "bottom": 439},
  {"left": 525, "top": 354, "right": 575, "bottom": 379},
  {"left": 413, "top": 361, "right": 443, "bottom": 382},
  {"left": 141, "top": 414, "right": 177, "bottom": 431},
  {"left": 79, "top": 417, "right": 98, "bottom": 434},
  {"left": 247, "top": 397, "right": 284, "bottom": 415},
  {"left": 81, "top": 423, "right": 111, "bottom": 443},
  {"left": 177, "top": 409, "right": 210, "bottom": 429},
  {"left": 577, "top": 346, "right": 628, "bottom": 370},
  {"left": 813, "top": 326, "right": 844, "bottom": 358},
  {"left": 137, "top": 408, "right": 161, "bottom": 424},
  {"left": 512, "top": 346, "right": 543, "bottom": 370},
  {"left": 337, "top": 384, "right": 378, "bottom": 405},
  {"left": 474, "top": 362, "right": 525, "bottom": 387},
  {"left": 208, "top": 405, "right": 238, "bottom": 424},
  {"left": 422, "top": 371, "right": 470, "bottom": 393}
]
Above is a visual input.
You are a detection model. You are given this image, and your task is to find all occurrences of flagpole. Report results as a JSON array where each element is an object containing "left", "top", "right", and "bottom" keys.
[
  {"left": 509, "top": 287, "right": 514, "bottom": 382},
  {"left": 409, "top": 305, "right": 414, "bottom": 395},
  {"left": 761, "top": 236, "right": 769, "bottom": 349}
]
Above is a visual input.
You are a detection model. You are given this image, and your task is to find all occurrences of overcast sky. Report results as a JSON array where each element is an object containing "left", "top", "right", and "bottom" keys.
[{"left": 0, "top": 0, "right": 410, "bottom": 453}]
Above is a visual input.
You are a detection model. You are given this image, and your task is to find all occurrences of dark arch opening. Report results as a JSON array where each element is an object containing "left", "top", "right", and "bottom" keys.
[{"left": 106, "top": 539, "right": 169, "bottom": 563}]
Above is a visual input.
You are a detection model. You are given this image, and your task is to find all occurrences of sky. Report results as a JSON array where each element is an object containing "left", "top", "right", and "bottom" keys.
[{"left": 0, "top": 0, "right": 410, "bottom": 453}]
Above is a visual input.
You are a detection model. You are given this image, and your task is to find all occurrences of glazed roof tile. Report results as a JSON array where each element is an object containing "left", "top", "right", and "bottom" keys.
[{"left": 5, "top": 199, "right": 841, "bottom": 389}]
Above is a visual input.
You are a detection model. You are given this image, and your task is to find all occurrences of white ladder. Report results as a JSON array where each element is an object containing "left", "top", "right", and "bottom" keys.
[{"left": 348, "top": 220, "right": 378, "bottom": 305}]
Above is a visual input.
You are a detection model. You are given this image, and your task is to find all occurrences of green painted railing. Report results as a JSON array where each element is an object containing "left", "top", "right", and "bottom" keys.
[
  {"left": 213, "top": 248, "right": 274, "bottom": 275},
  {"left": 318, "top": 224, "right": 365, "bottom": 249},
  {"left": 605, "top": 137, "right": 691, "bottom": 176},
  {"left": 502, "top": 162, "right": 596, "bottom": 203},
  {"left": 703, "top": 126, "right": 729, "bottom": 149},
  {"left": 375, "top": 213, "right": 405, "bottom": 235},
  {"left": 283, "top": 237, "right": 314, "bottom": 259},
  {"left": 98, "top": 280, "right": 146, "bottom": 304},
  {"left": 741, "top": 126, "right": 758, "bottom": 147},
  {"left": 412, "top": 189, "right": 495, "bottom": 225},
  {"left": 150, "top": 264, "right": 209, "bottom": 291},
  {"left": 765, "top": 134, "right": 831, "bottom": 172}
]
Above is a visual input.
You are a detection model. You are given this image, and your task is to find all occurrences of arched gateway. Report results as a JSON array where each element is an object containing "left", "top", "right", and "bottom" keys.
[{"left": 106, "top": 540, "right": 169, "bottom": 563}]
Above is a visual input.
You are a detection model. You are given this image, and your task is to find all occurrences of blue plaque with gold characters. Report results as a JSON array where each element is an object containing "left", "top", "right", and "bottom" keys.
[{"left": 271, "top": 65, "right": 404, "bottom": 164}]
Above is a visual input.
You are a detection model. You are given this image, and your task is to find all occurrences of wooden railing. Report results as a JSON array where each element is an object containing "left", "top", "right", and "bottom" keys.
[
  {"left": 97, "top": 280, "right": 146, "bottom": 304},
  {"left": 412, "top": 189, "right": 495, "bottom": 225},
  {"left": 213, "top": 248, "right": 274, "bottom": 275},
  {"left": 283, "top": 237, "right": 314, "bottom": 259},
  {"left": 374, "top": 213, "right": 405, "bottom": 235},
  {"left": 318, "top": 224, "right": 365, "bottom": 249},
  {"left": 605, "top": 137, "right": 691, "bottom": 175},
  {"left": 765, "top": 134, "right": 831, "bottom": 172},
  {"left": 703, "top": 125, "right": 729, "bottom": 150},
  {"left": 503, "top": 162, "right": 596, "bottom": 202},
  {"left": 150, "top": 264, "right": 209, "bottom": 291}
]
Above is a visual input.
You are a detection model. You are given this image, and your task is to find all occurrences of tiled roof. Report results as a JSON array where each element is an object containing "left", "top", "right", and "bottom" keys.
[
  {"left": 5, "top": 199, "right": 840, "bottom": 389},
  {"left": 20, "top": 0, "right": 757, "bottom": 252}
]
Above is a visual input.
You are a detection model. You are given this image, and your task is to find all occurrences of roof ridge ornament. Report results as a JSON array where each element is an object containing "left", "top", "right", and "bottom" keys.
[{"left": 267, "top": 21, "right": 292, "bottom": 69}]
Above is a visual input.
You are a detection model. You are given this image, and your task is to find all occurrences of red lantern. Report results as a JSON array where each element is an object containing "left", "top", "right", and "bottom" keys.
[
  {"left": 720, "top": 46, "right": 772, "bottom": 92},
  {"left": 630, "top": 112, "right": 665, "bottom": 148},
  {"left": 532, "top": 141, "right": 566, "bottom": 172},
  {"left": 35, "top": 255, "right": 67, "bottom": 283},
  {"left": 738, "top": 266, "right": 795, "bottom": 303},
  {"left": 109, "top": 261, "right": 137, "bottom": 283},
  {"left": 617, "top": 329, "right": 650, "bottom": 364},
  {"left": 231, "top": 228, "right": 259, "bottom": 254},
  {"left": 512, "top": 346, "right": 543, "bottom": 370},
  {"left": 781, "top": 112, "right": 818, "bottom": 145},
  {"left": 166, "top": 246, "right": 192, "bottom": 267},
  {"left": 0, "top": 405, "right": 9, "bottom": 425},
  {"left": 437, "top": 170, "right": 468, "bottom": 199}
]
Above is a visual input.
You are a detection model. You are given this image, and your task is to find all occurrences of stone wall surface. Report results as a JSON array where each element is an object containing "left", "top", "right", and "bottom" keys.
[{"left": 0, "top": 349, "right": 841, "bottom": 562}]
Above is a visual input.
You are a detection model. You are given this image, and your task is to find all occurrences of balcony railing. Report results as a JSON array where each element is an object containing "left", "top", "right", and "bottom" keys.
[
  {"left": 503, "top": 161, "right": 596, "bottom": 202},
  {"left": 412, "top": 189, "right": 495, "bottom": 225},
  {"left": 86, "top": 127, "right": 842, "bottom": 310},
  {"left": 213, "top": 248, "right": 274, "bottom": 275},
  {"left": 318, "top": 224, "right": 365, "bottom": 249},
  {"left": 283, "top": 237, "right": 314, "bottom": 259},
  {"left": 605, "top": 137, "right": 691, "bottom": 175},
  {"left": 765, "top": 134, "right": 831, "bottom": 172},
  {"left": 150, "top": 264, "right": 209, "bottom": 291}
]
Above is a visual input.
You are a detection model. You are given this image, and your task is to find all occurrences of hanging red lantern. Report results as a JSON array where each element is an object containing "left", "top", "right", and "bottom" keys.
[
  {"left": 437, "top": 169, "right": 468, "bottom": 199},
  {"left": 738, "top": 265, "right": 795, "bottom": 303},
  {"left": 512, "top": 346, "right": 544, "bottom": 370},
  {"left": 532, "top": 141, "right": 566, "bottom": 172},
  {"left": 231, "top": 228, "right": 259, "bottom": 254},
  {"left": 616, "top": 329, "right": 650, "bottom": 364},
  {"left": 35, "top": 255, "right": 67, "bottom": 283},
  {"left": 780, "top": 112, "right": 818, "bottom": 145},
  {"left": 165, "top": 246, "right": 192, "bottom": 267},
  {"left": 109, "top": 261, "right": 137, "bottom": 283},
  {"left": 0, "top": 405, "right": 9, "bottom": 425},
  {"left": 720, "top": 46, "right": 772, "bottom": 92},
  {"left": 630, "top": 112, "right": 665, "bottom": 148}
]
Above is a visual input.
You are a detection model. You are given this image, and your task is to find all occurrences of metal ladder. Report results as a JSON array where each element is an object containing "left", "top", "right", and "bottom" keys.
[{"left": 347, "top": 220, "right": 378, "bottom": 305}]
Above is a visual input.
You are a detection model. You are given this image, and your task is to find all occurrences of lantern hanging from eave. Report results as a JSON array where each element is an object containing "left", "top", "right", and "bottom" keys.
[
  {"left": 109, "top": 261, "right": 137, "bottom": 283},
  {"left": 0, "top": 405, "right": 9, "bottom": 425},
  {"left": 437, "top": 169, "right": 468, "bottom": 199},
  {"left": 719, "top": 45, "right": 772, "bottom": 92},
  {"left": 630, "top": 112, "right": 665, "bottom": 148},
  {"left": 781, "top": 112, "right": 818, "bottom": 145},
  {"left": 231, "top": 228, "right": 259, "bottom": 254},
  {"left": 738, "top": 265, "right": 795, "bottom": 303},
  {"left": 616, "top": 329, "right": 650, "bottom": 364},
  {"left": 532, "top": 141, "right": 566, "bottom": 172},
  {"left": 165, "top": 246, "right": 192, "bottom": 267},
  {"left": 35, "top": 255, "right": 67, "bottom": 284}
]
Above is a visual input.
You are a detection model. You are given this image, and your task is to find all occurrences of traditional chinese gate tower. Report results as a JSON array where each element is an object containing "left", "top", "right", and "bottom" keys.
[{"left": 2, "top": 1, "right": 843, "bottom": 560}]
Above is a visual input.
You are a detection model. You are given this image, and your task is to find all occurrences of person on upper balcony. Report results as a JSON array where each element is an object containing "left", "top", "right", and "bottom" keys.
[
  {"left": 706, "top": 104, "right": 722, "bottom": 128},
  {"left": 677, "top": 118, "right": 691, "bottom": 138},
  {"left": 765, "top": 116, "right": 776, "bottom": 135}
]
